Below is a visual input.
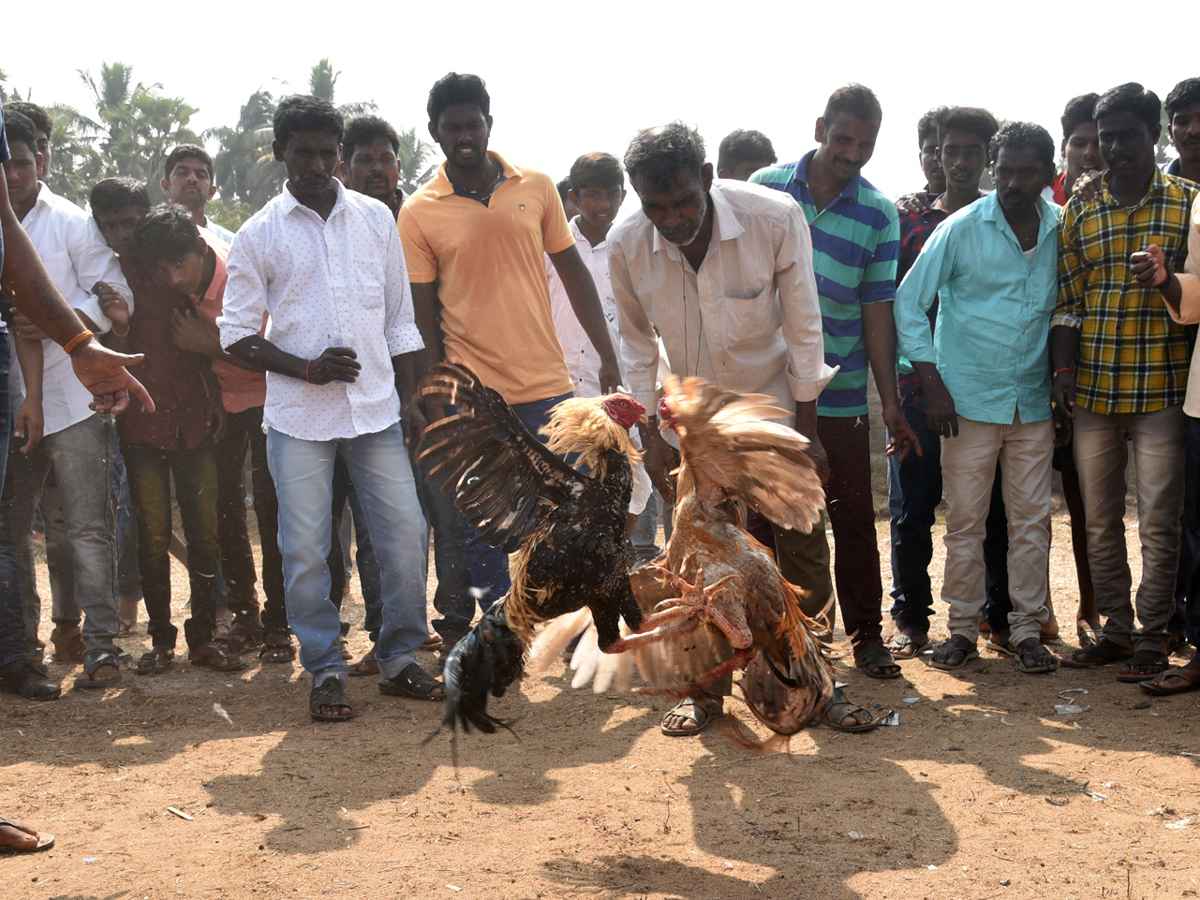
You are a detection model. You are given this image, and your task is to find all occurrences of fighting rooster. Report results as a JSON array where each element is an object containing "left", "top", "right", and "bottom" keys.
[
  {"left": 417, "top": 362, "right": 647, "bottom": 733},
  {"left": 535, "top": 376, "right": 871, "bottom": 737}
]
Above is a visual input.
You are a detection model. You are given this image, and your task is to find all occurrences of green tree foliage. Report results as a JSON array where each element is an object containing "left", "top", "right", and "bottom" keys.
[
  {"left": 78, "top": 62, "right": 202, "bottom": 201},
  {"left": 6, "top": 59, "right": 425, "bottom": 229}
]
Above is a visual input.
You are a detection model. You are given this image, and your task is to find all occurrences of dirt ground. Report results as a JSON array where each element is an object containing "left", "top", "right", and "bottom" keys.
[{"left": 3, "top": 508, "right": 1200, "bottom": 900}]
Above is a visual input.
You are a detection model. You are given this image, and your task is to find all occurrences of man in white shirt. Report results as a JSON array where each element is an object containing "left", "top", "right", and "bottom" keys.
[
  {"left": 161, "top": 144, "right": 235, "bottom": 247},
  {"left": 609, "top": 123, "right": 878, "bottom": 735},
  {"left": 1, "top": 107, "right": 128, "bottom": 689},
  {"left": 219, "top": 95, "right": 438, "bottom": 721}
]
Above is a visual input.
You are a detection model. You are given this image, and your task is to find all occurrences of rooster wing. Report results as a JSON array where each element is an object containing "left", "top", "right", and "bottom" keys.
[{"left": 418, "top": 362, "right": 588, "bottom": 553}]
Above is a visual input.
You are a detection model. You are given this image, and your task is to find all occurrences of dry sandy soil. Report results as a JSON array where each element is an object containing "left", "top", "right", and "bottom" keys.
[{"left": 3, "top": 511, "right": 1200, "bottom": 900}]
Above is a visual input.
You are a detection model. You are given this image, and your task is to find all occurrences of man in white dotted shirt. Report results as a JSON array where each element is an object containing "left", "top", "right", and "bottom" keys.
[{"left": 219, "top": 95, "right": 439, "bottom": 722}]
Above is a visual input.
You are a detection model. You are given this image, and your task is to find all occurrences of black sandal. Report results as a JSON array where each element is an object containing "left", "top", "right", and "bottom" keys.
[
  {"left": 310, "top": 677, "right": 353, "bottom": 722},
  {"left": 259, "top": 631, "right": 296, "bottom": 663},
  {"left": 821, "top": 687, "right": 879, "bottom": 733},
  {"left": 76, "top": 650, "right": 122, "bottom": 689},
  {"left": 378, "top": 662, "right": 446, "bottom": 701},
  {"left": 135, "top": 646, "right": 175, "bottom": 676}
]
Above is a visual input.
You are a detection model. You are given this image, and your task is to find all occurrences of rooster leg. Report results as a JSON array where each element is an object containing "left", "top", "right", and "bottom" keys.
[
  {"left": 601, "top": 616, "right": 701, "bottom": 654},
  {"left": 649, "top": 570, "right": 753, "bottom": 651},
  {"left": 634, "top": 647, "right": 755, "bottom": 698}
]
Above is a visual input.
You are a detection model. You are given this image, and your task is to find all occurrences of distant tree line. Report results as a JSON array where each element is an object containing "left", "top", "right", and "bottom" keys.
[{"left": 1, "top": 59, "right": 439, "bottom": 230}]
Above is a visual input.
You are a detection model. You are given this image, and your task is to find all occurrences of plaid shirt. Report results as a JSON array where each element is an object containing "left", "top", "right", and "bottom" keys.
[
  {"left": 1053, "top": 170, "right": 1199, "bottom": 415},
  {"left": 897, "top": 194, "right": 952, "bottom": 409}
]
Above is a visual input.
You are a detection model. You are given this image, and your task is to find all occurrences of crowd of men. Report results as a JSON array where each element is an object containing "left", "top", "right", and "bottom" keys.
[{"left": 1, "top": 72, "right": 1199, "bottom": 744}]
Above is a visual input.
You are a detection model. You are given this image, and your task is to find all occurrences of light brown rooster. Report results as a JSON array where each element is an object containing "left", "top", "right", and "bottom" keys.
[{"left": 533, "top": 376, "right": 842, "bottom": 736}]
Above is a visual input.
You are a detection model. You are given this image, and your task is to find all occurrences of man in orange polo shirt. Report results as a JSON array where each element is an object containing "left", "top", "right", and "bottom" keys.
[{"left": 400, "top": 72, "right": 620, "bottom": 644}]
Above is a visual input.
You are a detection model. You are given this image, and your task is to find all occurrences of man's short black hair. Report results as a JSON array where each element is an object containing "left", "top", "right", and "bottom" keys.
[
  {"left": 134, "top": 203, "right": 207, "bottom": 266},
  {"left": 823, "top": 84, "right": 882, "bottom": 126},
  {"left": 5, "top": 100, "right": 52, "bottom": 139},
  {"left": 938, "top": 107, "right": 1000, "bottom": 147},
  {"left": 90, "top": 177, "right": 151, "bottom": 216},
  {"left": 989, "top": 121, "right": 1055, "bottom": 169},
  {"left": 716, "top": 130, "right": 776, "bottom": 174},
  {"left": 1, "top": 107, "right": 38, "bottom": 155},
  {"left": 343, "top": 115, "right": 400, "bottom": 160},
  {"left": 1165, "top": 78, "right": 1200, "bottom": 120},
  {"left": 426, "top": 73, "right": 490, "bottom": 124},
  {"left": 917, "top": 107, "right": 948, "bottom": 148},
  {"left": 1094, "top": 83, "right": 1162, "bottom": 131},
  {"left": 624, "top": 123, "right": 706, "bottom": 191},
  {"left": 1061, "top": 93, "right": 1099, "bottom": 140},
  {"left": 556, "top": 176, "right": 572, "bottom": 207},
  {"left": 273, "top": 95, "right": 344, "bottom": 147},
  {"left": 164, "top": 143, "right": 214, "bottom": 180},
  {"left": 569, "top": 152, "right": 624, "bottom": 192}
]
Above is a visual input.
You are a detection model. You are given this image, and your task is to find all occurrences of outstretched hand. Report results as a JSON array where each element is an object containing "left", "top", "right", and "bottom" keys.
[{"left": 70, "top": 341, "right": 154, "bottom": 415}]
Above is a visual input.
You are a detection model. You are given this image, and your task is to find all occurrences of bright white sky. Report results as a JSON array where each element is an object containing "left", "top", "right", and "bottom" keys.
[{"left": 5, "top": 0, "right": 1194, "bottom": 204}]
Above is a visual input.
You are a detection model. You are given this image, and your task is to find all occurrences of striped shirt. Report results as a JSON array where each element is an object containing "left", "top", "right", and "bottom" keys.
[
  {"left": 1053, "top": 169, "right": 1198, "bottom": 415},
  {"left": 751, "top": 151, "right": 900, "bottom": 417}
]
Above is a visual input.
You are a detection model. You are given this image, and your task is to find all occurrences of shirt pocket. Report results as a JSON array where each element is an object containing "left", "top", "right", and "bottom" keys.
[
  {"left": 722, "top": 284, "right": 776, "bottom": 346},
  {"left": 349, "top": 257, "right": 385, "bottom": 309}
]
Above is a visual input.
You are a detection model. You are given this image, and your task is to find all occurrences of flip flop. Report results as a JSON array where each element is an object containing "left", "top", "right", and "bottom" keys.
[
  {"left": 1140, "top": 664, "right": 1200, "bottom": 696},
  {"left": 1015, "top": 639, "right": 1058, "bottom": 674},
  {"left": 0, "top": 817, "right": 54, "bottom": 854},
  {"left": 1060, "top": 637, "right": 1134, "bottom": 669},
  {"left": 1116, "top": 650, "right": 1169, "bottom": 683},
  {"left": 885, "top": 631, "right": 931, "bottom": 661},
  {"left": 930, "top": 636, "right": 979, "bottom": 670}
]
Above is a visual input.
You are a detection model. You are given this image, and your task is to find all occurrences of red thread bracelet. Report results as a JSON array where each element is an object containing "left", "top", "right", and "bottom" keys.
[
  {"left": 1053, "top": 367, "right": 1072, "bottom": 380},
  {"left": 305, "top": 359, "right": 312, "bottom": 383}
]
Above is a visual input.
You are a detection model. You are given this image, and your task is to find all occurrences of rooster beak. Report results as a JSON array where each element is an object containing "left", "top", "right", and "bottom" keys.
[{"left": 637, "top": 413, "right": 649, "bottom": 426}]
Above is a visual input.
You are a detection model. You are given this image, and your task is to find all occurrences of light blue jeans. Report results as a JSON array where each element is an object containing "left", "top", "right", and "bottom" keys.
[
  {"left": 267, "top": 423, "right": 428, "bottom": 686},
  {"left": 8, "top": 413, "right": 120, "bottom": 658}
]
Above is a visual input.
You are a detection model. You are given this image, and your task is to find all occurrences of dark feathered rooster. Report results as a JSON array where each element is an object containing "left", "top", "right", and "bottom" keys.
[
  {"left": 533, "top": 376, "right": 842, "bottom": 737},
  {"left": 417, "top": 362, "right": 646, "bottom": 733}
]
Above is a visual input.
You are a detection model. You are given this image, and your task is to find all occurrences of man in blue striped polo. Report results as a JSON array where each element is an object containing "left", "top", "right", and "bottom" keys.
[{"left": 751, "top": 84, "right": 916, "bottom": 680}]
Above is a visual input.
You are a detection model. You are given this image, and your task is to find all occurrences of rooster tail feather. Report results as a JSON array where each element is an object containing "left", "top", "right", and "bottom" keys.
[{"left": 441, "top": 600, "right": 527, "bottom": 734}]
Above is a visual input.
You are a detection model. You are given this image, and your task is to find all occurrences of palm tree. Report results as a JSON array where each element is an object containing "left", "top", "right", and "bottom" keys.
[
  {"left": 397, "top": 128, "right": 440, "bottom": 194},
  {"left": 208, "top": 90, "right": 282, "bottom": 218},
  {"left": 78, "top": 62, "right": 200, "bottom": 198}
]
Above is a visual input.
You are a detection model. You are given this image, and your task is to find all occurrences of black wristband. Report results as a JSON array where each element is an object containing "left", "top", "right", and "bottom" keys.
[{"left": 1158, "top": 271, "right": 1178, "bottom": 295}]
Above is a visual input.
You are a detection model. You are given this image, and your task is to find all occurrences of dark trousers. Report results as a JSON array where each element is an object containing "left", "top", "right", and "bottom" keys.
[
  {"left": 771, "top": 415, "right": 882, "bottom": 646},
  {"left": 416, "top": 452, "right": 473, "bottom": 644},
  {"left": 218, "top": 407, "right": 287, "bottom": 633},
  {"left": 1181, "top": 416, "right": 1200, "bottom": 647},
  {"left": 122, "top": 438, "right": 219, "bottom": 650},
  {"left": 463, "top": 392, "right": 571, "bottom": 612},
  {"left": 0, "top": 353, "right": 29, "bottom": 667}
]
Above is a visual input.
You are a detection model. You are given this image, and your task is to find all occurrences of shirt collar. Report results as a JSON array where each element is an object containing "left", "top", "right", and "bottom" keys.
[
  {"left": 649, "top": 181, "right": 744, "bottom": 257},
  {"left": 1097, "top": 167, "right": 1171, "bottom": 210},
  {"left": 279, "top": 177, "right": 349, "bottom": 218},
  {"left": 427, "top": 151, "right": 520, "bottom": 199},
  {"left": 569, "top": 216, "right": 605, "bottom": 252},
  {"left": 793, "top": 149, "right": 863, "bottom": 205},
  {"left": 979, "top": 190, "right": 1058, "bottom": 248}
]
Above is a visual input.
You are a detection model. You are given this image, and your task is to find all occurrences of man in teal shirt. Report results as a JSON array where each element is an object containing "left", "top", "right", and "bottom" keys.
[{"left": 895, "top": 122, "right": 1061, "bottom": 675}]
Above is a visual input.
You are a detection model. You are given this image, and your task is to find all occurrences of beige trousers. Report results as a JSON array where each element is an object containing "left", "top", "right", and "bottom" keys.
[{"left": 941, "top": 415, "right": 1054, "bottom": 646}]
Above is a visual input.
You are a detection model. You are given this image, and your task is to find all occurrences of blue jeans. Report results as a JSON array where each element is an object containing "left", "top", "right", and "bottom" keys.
[
  {"left": 0, "top": 352, "right": 30, "bottom": 668},
  {"left": 6, "top": 413, "right": 120, "bottom": 658},
  {"left": 267, "top": 423, "right": 428, "bottom": 686},
  {"left": 463, "top": 392, "right": 571, "bottom": 610},
  {"left": 329, "top": 456, "right": 385, "bottom": 641}
]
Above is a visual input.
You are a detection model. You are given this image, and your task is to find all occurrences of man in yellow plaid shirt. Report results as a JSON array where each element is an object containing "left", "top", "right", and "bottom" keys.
[{"left": 1051, "top": 83, "right": 1199, "bottom": 682}]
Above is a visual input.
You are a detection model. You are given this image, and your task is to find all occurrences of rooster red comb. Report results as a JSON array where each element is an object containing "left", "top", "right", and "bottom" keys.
[{"left": 658, "top": 395, "right": 678, "bottom": 431}]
